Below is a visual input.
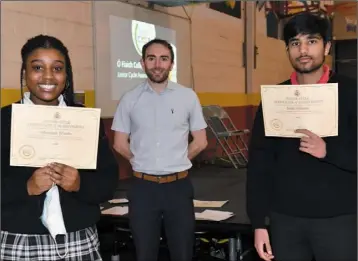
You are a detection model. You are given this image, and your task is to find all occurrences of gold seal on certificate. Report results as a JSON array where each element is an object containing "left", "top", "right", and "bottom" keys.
[
  {"left": 10, "top": 104, "right": 101, "bottom": 169},
  {"left": 19, "top": 145, "right": 36, "bottom": 159},
  {"left": 261, "top": 83, "right": 338, "bottom": 138},
  {"left": 270, "top": 119, "right": 283, "bottom": 131}
]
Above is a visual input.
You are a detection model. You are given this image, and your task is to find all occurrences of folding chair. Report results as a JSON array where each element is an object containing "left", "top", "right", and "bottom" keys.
[{"left": 202, "top": 105, "right": 250, "bottom": 169}]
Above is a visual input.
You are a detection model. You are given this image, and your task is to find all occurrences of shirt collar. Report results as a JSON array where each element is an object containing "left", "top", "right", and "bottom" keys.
[
  {"left": 144, "top": 80, "right": 175, "bottom": 93},
  {"left": 290, "top": 64, "right": 330, "bottom": 85},
  {"left": 21, "top": 92, "right": 67, "bottom": 107}
]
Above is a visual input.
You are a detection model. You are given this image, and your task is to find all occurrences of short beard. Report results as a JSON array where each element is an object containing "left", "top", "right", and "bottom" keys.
[
  {"left": 293, "top": 56, "right": 325, "bottom": 74},
  {"left": 145, "top": 69, "right": 170, "bottom": 84}
]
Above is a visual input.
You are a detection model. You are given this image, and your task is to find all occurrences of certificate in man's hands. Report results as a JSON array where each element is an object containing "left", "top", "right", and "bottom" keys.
[
  {"left": 10, "top": 104, "right": 101, "bottom": 169},
  {"left": 260, "top": 83, "right": 338, "bottom": 138}
]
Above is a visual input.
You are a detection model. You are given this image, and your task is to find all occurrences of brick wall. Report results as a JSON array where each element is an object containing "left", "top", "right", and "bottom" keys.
[{"left": 1, "top": 1, "right": 94, "bottom": 92}]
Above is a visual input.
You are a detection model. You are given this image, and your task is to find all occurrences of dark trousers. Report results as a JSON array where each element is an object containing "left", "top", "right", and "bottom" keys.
[
  {"left": 128, "top": 176, "right": 195, "bottom": 261},
  {"left": 270, "top": 212, "right": 357, "bottom": 261}
]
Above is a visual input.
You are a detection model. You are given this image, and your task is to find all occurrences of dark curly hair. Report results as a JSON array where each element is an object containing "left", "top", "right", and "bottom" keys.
[{"left": 20, "top": 34, "right": 75, "bottom": 106}]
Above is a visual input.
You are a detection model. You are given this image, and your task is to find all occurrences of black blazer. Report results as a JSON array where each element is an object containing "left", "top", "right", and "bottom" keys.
[{"left": 1, "top": 101, "right": 119, "bottom": 234}]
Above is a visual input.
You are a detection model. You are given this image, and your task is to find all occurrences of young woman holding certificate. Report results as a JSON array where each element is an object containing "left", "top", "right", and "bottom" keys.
[{"left": 0, "top": 35, "right": 118, "bottom": 260}]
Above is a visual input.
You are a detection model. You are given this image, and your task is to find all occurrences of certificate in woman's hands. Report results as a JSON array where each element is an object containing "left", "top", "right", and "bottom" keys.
[
  {"left": 260, "top": 83, "right": 338, "bottom": 138},
  {"left": 10, "top": 104, "right": 101, "bottom": 169}
]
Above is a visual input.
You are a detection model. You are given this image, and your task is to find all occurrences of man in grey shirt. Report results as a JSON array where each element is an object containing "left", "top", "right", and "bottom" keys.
[{"left": 111, "top": 38, "right": 208, "bottom": 261}]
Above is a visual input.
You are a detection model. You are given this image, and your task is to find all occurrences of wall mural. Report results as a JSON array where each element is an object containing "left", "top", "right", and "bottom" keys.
[
  {"left": 257, "top": 1, "right": 335, "bottom": 19},
  {"left": 334, "top": 2, "right": 357, "bottom": 33},
  {"left": 209, "top": 1, "right": 241, "bottom": 19}
]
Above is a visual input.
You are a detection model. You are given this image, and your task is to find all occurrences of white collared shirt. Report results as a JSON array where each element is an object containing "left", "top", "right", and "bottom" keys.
[
  {"left": 111, "top": 80, "right": 207, "bottom": 175},
  {"left": 21, "top": 92, "right": 67, "bottom": 107}
]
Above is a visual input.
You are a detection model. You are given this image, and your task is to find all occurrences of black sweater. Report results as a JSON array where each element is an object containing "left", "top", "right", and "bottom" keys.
[
  {"left": 246, "top": 73, "right": 357, "bottom": 229},
  {"left": 1, "top": 102, "right": 119, "bottom": 234}
]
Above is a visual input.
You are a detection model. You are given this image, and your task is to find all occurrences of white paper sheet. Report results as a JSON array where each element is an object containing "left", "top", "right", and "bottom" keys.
[
  {"left": 108, "top": 198, "right": 129, "bottom": 204},
  {"left": 193, "top": 200, "right": 228, "bottom": 208},
  {"left": 195, "top": 210, "right": 234, "bottom": 221},
  {"left": 101, "top": 206, "right": 129, "bottom": 216}
]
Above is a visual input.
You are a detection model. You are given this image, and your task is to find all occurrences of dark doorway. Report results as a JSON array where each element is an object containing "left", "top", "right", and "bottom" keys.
[{"left": 334, "top": 39, "right": 357, "bottom": 80}]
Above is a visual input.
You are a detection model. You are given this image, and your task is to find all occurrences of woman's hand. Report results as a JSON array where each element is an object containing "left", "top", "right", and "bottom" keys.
[
  {"left": 27, "top": 166, "right": 53, "bottom": 195},
  {"left": 48, "top": 162, "right": 80, "bottom": 192}
]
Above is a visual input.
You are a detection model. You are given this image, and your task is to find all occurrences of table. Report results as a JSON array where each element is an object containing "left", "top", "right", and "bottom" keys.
[{"left": 99, "top": 166, "right": 253, "bottom": 261}]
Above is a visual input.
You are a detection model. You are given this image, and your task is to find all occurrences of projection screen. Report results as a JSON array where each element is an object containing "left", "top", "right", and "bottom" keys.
[{"left": 92, "top": 1, "right": 191, "bottom": 117}]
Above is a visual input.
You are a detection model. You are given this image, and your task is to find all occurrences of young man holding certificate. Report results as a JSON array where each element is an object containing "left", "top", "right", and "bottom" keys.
[
  {"left": 1, "top": 35, "right": 118, "bottom": 261},
  {"left": 246, "top": 13, "right": 357, "bottom": 261}
]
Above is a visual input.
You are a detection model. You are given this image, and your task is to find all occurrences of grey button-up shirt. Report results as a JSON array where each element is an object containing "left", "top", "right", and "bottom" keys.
[{"left": 111, "top": 81, "right": 207, "bottom": 175}]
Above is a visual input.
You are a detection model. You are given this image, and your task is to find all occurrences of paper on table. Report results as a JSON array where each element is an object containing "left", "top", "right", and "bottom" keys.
[
  {"left": 193, "top": 200, "right": 228, "bottom": 208},
  {"left": 101, "top": 206, "right": 128, "bottom": 216},
  {"left": 108, "top": 198, "right": 128, "bottom": 204},
  {"left": 195, "top": 210, "right": 234, "bottom": 221}
]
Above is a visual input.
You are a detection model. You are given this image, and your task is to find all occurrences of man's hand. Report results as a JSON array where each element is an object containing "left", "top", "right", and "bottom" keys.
[
  {"left": 27, "top": 166, "right": 54, "bottom": 195},
  {"left": 113, "top": 131, "right": 133, "bottom": 161},
  {"left": 48, "top": 163, "right": 80, "bottom": 192},
  {"left": 254, "top": 229, "right": 274, "bottom": 261},
  {"left": 295, "top": 129, "right": 326, "bottom": 158},
  {"left": 188, "top": 129, "right": 208, "bottom": 160}
]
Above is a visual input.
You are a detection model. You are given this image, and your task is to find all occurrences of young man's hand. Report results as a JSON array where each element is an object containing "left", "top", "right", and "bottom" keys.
[{"left": 295, "top": 129, "right": 326, "bottom": 158}]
